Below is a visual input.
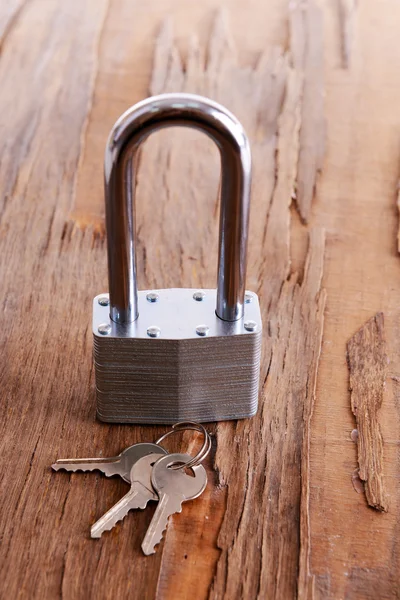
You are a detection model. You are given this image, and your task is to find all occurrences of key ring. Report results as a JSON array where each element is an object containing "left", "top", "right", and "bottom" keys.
[
  {"left": 155, "top": 422, "right": 211, "bottom": 470},
  {"left": 156, "top": 422, "right": 211, "bottom": 470}
]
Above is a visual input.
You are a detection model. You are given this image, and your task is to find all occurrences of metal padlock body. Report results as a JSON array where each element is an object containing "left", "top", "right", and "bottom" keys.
[
  {"left": 93, "top": 289, "right": 262, "bottom": 423},
  {"left": 93, "top": 94, "right": 262, "bottom": 424}
]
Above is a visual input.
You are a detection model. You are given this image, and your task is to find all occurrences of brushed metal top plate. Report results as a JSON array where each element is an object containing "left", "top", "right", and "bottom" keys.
[{"left": 93, "top": 289, "right": 262, "bottom": 340}]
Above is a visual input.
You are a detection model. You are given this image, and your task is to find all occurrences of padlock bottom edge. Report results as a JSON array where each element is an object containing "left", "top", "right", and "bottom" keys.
[{"left": 95, "top": 407, "right": 258, "bottom": 425}]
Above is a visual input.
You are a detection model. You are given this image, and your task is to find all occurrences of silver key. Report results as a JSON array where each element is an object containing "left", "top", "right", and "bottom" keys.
[
  {"left": 91, "top": 453, "right": 160, "bottom": 538},
  {"left": 51, "top": 442, "right": 167, "bottom": 483},
  {"left": 141, "top": 453, "right": 207, "bottom": 555}
]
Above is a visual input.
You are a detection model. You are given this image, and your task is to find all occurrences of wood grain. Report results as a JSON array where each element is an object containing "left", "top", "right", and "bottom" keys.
[
  {"left": 337, "top": 0, "right": 358, "bottom": 68},
  {"left": 347, "top": 313, "right": 388, "bottom": 511},
  {"left": 289, "top": 0, "right": 325, "bottom": 224},
  {"left": 1, "top": 0, "right": 400, "bottom": 598}
]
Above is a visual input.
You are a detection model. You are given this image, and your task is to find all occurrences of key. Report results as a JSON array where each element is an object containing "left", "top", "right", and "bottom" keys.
[
  {"left": 51, "top": 442, "right": 167, "bottom": 483},
  {"left": 90, "top": 453, "right": 161, "bottom": 538},
  {"left": 141, "top": 453, "right": 207, "bottom": 555}
]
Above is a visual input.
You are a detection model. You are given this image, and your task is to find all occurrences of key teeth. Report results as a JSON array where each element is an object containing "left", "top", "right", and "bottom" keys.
[
  {"left": 91, "top": 499, "right": 150, "bottom": 539},
  {"left": 91, "top": 524, "right": 110, "bottom": 539},
  {"left": 52, "top": 465, "right": 85, "bottom": 474},
  {"left": 142, "top": 521, "right": 170, "bottom": 555},
  {"left": 52, "top": 464, "right": 90, "bottom": 473},
  {"left": 142, "top": 527, "right": 167, "bottom": 556},
  {"left": 91, "top": 512, "right": 130, "bottom": 539},
  {"left": 51, "top": 464, "right": 114, "bottom": 476},
  {"left": 142, "top": 544, "right": 156, "bottom": 556},
  {"left": 142, "top": 503, "right": 183, "bottom": 555}
]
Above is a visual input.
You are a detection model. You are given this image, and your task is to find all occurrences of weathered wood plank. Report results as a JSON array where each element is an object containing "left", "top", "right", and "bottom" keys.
[
  {"left": 1, "top": 0, "right": 400, "bottom": 598},
  {"left": 310, "top": 0, "right": 400, "bottom": 596}
]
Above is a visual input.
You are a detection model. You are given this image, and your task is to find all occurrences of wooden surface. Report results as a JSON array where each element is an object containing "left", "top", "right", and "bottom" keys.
[{"left": 1, "top": 1, "right": 400, "bottom": 598}]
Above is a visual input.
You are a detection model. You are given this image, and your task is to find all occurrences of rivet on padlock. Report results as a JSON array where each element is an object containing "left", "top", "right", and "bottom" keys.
[{"left": 93, "top": 93, "right": 262, "bottom": 423}]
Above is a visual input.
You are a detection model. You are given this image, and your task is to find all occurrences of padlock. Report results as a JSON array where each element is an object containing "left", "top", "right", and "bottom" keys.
[{"left": 93, "top": 93, "right": 262, "bottom": 423}]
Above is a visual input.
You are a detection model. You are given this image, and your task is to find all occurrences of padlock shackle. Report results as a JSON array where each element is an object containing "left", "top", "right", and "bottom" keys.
[{"left": 104, "top": 93, "right": 251, "bottom": 324}]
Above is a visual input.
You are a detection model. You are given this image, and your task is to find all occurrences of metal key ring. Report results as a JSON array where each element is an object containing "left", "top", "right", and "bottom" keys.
[
  {"left": 155, "top": 422, "right": 211, "bottom": 470},
  {"left": 155, "top": 422, "right": 211, "bottom": 469}
]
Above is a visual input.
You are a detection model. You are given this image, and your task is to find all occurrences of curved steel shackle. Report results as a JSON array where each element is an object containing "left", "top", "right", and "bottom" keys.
[{"left": 104, "top": 93, "right": 252, "bottom": 324}]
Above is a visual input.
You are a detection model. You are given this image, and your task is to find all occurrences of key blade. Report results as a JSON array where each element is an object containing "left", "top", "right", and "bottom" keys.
[
  {"left": 52, "top": 444, "right": 168, "bottom": 483},
  {"left": 51, "top": 457, "right": 122, "bottom": 478},
  {"left": 141, "top": 493, "right": 184, "bottom": 555},
  {"left": 91, "top": 482, "right": 154, "bottom": 539}
]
